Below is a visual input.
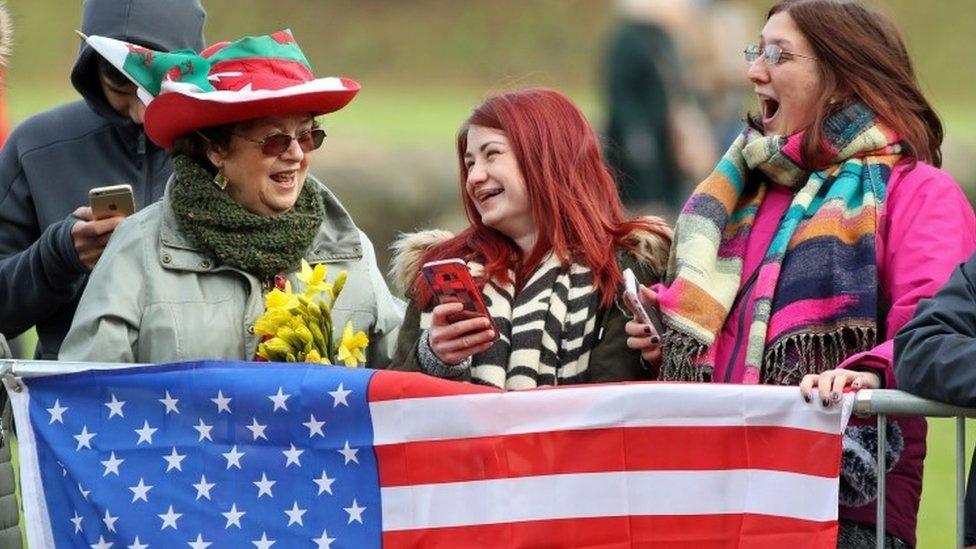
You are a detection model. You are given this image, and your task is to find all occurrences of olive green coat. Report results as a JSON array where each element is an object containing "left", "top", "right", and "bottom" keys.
[{"left": 59, "top": 178, "right": 403, "bottom": 366}]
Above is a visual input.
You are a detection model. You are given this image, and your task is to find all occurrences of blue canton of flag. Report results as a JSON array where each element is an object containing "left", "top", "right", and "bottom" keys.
[{"left": 10, "top": 361, "right": 381, "bottom": 548}]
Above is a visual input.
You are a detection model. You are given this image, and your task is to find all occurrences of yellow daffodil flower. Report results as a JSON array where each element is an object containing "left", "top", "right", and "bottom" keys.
[
  {"left": 265, "top": 286, "right": 300, "bottom": 310},
  {"left": 336, "top": 321, "right": 369, "bottom": 367}
]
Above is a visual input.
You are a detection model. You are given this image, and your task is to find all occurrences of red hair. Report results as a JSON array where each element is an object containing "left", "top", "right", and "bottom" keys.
[{"left": 414, "top": 88, "right": 667, "bottom": 309}]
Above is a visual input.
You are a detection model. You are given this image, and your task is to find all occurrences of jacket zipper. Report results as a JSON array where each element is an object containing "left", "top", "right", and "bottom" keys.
[{"left": 724, "top": 267, "right": 761, "bottom": 383}]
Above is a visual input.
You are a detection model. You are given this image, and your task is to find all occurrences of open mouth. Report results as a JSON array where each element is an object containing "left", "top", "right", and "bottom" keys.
[
  {"left": 476, "top": 188, "right": 503, "bottom": 204},
  {"left": 761, "top": 97, "right": 781, "bottom": 125},
  {"left": 270, "top": 171, "right": 297, "bottom": 189}
]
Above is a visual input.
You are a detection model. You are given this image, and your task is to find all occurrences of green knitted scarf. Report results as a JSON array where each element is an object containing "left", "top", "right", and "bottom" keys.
[{"left": 170, "top": 155, "right": 325, "bottom": 279}]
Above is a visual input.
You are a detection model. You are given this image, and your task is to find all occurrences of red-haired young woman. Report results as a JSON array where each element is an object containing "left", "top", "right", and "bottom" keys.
[
  {"left": 390, "top": 88, "right": 672, "bottom": 389},
  {"left": 626, "top": 1, "right": 976, "bottom": 546}
]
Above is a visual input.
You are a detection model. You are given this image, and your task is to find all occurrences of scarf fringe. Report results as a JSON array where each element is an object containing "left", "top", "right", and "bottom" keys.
[
  {"left": 659, "top": 330, "right": 712, "bottom": 382},
  {"left": 761, "top": 326, "right": 877, "bottom": 385}
]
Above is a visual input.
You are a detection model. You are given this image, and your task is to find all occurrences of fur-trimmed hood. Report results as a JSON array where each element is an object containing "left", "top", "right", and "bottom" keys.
[
  {"left": 0, "top": 3, "right": 12, "bottom": 69},
  {"left": 389, "top": 218, "right": 673, "bottom": 294}
]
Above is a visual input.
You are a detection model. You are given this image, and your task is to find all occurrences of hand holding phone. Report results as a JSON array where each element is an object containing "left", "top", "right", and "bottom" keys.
[
  {"left": 622, "top": 268, "right": 664, "bottom": 336},
  {"left": 89, "top": 184, "right": 135, "bottom": 220},
  {"left": 422, "top": 259, "right": 498, "bottom": 365}
]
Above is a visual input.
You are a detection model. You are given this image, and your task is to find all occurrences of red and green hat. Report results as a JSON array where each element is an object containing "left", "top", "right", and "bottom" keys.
[{"left": 82, "top": 29, "right": 360, "bottom": 148}]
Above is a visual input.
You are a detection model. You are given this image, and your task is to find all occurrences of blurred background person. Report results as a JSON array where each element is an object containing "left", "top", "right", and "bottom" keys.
[
  {"left": 390, "top": 89, "right": 671, "bottom": 388},
  {"left": 60, "top": 31, "right": 403, "bottom": 365},
  {"left": 0, "top": 0, "right": 206, "bottom": 360}
]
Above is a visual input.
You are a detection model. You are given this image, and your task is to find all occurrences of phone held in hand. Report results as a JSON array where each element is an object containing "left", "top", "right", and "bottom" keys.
[
  {"left": 89, "top": 184, "right": 135, "bottom": 220},
  {"left": 421, "top": 259, "right": 497, "bottom": 332},
  {"left": 622, "top": 268, "right": 665, "bottom": 335}
]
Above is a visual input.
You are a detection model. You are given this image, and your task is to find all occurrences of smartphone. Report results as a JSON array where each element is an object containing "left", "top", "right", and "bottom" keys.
[
  {"left": 622, "top": 268, "right": 665, "bottom": 335},
  {"left": 89, "top": 184, "right": 135, "bottom": 220},
  {"left": 421, "top": 259, "right": 497, "bottom": 332}
]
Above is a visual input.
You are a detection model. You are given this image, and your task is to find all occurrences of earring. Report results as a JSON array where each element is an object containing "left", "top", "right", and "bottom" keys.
[{"left": 213, "top": 170, "right": 229, "bottom": 191}]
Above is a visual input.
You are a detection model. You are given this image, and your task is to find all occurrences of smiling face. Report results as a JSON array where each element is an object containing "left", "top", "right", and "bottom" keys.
[
  {"left": 748, "top": 11, "right": 824, "bottom": 136},
  {"left": 206, "top": 114, "right": 315, "bottom": 216},
  {"left": 463, "top": 125, "right": 536, "bottom": 252}
]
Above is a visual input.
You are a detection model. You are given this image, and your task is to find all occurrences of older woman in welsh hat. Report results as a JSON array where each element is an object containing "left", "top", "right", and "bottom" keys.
[{"left": 59, "top": 30, "right": 403, "bottom": 365}]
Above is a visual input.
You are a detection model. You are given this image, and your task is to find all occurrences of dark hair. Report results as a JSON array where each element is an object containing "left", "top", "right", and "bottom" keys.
[
  {"left": 169, "top": 124, "right": 236, "bottom": 176},
  {"left": 414, "top": 88, "right": 671, "bottom": 309},
  {"left": 96, "top": 56, "right": 133, "bottom": 89},
  {"left": 754, "top": 0, "right": 943, "bottom": 167}
]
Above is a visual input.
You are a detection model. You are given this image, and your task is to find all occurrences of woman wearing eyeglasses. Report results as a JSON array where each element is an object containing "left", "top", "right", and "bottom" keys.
[
  {"left": 625, "top": 1, "right": 975, "bottom": 546},
  {"left": 59, "top": 31, "right": 403, "bottom": 365}
]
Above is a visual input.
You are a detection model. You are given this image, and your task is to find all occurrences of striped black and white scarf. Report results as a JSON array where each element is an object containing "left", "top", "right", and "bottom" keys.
[{"left": 421, "top": 254, "right": 600, "bottom": 390}]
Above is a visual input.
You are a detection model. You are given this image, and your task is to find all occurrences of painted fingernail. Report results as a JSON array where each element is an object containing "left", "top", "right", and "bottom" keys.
[
  {"left": 803, "top": 394, "right": 811, "bottom": 403},
  {"left": 643, "top": 326, "right": 652, "bottom": 335},
  {"left": 822, "top": 399, "right": 830, "bottom": 407},
  {"left": 831, "top": 392, "right": 841, "bottom": 402},
  {"left": 650, "top": 336, "right": 661, "bottom": 345}
]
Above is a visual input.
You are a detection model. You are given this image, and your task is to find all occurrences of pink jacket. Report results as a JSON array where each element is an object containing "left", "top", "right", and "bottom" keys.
[{"left": 692, "top": 160, "right": 976, "bottom": 546}]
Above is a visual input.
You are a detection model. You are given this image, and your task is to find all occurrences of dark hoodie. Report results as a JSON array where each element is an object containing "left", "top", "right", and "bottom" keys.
[{"left": 0, "top": 0, "right": 205, "bottom": 358}]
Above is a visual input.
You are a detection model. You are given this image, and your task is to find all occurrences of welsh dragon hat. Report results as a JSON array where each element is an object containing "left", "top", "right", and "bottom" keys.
[{"left": 82, "top": 29, "right": 360, "bottom": 148}]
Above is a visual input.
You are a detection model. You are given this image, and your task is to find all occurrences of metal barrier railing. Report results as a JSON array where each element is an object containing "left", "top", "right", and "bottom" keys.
[{"left": 2, "top": 360, "right": 973, "bottom": 548}]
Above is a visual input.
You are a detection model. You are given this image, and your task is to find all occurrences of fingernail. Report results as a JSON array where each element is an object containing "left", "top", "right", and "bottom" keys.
[
  {"left": 803, "top": 394, "right": 811, "bottom": 403},
  {"left": 822, "top": 399, "right": 830, "bottom": 407},
  {"left": 650, "top": 336, "right": 661, "bottom": 345},
  {"left": 831, "top": 392, "right": 841, "bottom": 402},
  {"left": 643, "top": 326, "right": 652, "bottom": 335}
]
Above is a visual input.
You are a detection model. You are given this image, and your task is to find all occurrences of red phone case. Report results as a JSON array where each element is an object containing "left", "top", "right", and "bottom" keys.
[{"left": 421, "top": 259, "right": 494, "bottom": 326}]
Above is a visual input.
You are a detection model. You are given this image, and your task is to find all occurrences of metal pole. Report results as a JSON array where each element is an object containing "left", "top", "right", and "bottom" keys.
[
  {"left": 958, "top": 416, "right": 966, "bottom": 549},
  {"left": 877, "top": 413, "right": 887, "bottom": 549}
]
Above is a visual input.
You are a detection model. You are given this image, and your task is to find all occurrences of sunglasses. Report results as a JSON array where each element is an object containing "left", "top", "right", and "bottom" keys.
[
  {"left": 232, "top": 128, "right": 327, "bottom": 156},
  {"left": 744, "top": 44, "right": 817, "bottom": 66}
]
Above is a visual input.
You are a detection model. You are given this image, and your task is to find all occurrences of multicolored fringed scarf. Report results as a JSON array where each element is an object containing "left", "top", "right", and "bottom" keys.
[{"left": 659, "top": 103, "right": 902, "bottom": 384}]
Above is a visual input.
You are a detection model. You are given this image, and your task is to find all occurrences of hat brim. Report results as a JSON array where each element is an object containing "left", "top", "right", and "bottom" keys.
[{"left": 144, "top": 77, "right": 361, "bottom": 148}]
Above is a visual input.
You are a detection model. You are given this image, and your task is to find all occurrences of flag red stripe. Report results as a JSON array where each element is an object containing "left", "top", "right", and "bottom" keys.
[
  {"left": 382, "top": 513, "right": 838, "bottom": 548},
  {"left": 368, "top": 370, "right": 499, "bottom": 402},
  {"left": 376, "top": 425, "right": 840, "bottom": 487}
]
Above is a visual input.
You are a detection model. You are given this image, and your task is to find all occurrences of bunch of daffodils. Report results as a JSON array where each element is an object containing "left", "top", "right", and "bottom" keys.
[{"left": 255, "top": 260, "right": 369, "bottom": 366}]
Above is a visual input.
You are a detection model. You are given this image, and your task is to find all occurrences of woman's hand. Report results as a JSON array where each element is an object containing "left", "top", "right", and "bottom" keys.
[
  {"left": 71, "top": 206, "right": 125, "bottom": 269},
  {"left": 799, "top": 369, "right": 881, "bottom": 405},
  {"left": 428, "top": 302, "right": 496, "bottom": 365},
  {"left": 625, "top": 284, "right": 663, "bottom": 364}
]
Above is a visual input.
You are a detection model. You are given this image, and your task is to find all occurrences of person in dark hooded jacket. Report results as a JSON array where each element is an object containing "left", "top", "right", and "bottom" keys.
[
  {"left": 895, "top": 252, "right": 976, "bottom": 547},
  {"left": 0, "top": 0, "right": 206, "bottom": 359}
]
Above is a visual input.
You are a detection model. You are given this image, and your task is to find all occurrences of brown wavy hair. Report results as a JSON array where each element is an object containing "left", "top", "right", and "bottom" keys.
[{"left": 754, "top": 0, "right": 943, "bottom": 167}]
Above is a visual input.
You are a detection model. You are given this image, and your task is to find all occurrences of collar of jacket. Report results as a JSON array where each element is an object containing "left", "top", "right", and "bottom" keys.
[{"left": 156, "top": 174, "right": 363, "bottom": 273}]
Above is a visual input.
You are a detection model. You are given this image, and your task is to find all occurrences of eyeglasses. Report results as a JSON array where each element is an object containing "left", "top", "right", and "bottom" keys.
[
  {"left": 744, "top": 44, "right": 817, "bottom": 66},
  {"left": 232, "top": 128, "right": 327, "bottom": 156}
]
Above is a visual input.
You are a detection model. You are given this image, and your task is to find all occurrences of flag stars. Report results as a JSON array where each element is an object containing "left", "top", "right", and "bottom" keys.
[
  {"left": 223, "top": 445, "right": 245, "bottom": 469},
  {"left": 303, "top": 413, "right": 325, "bottom": 438},
  {"left": 254, "top": 472, "right": 276, "bottom": 498},
  {"left": 47, "top": 399, "right": 68, "bottom": 424},
  {"left": 313, "top": 470, "right": 335, "bottom": 495},
  {"left": 211, "top": 390, "right": 232, "bottom": 413},
  {"left": 268, "top": 387, "right": 290, "bottom": 411},
  {"left": 193, "top": 418, "right": 214, "bottom": 442},
  {"left": 187, "top": 534, "right": 212, "bottom": 549},
  {"left": 159, "top": 504, "right": 182, "bottom": 530},
  {"left": 222, "top": 503, "right": 245, "bottom": 529},
  {"left": 283, "top": 443, "right": 303, "bottom": 467},
  {"left": 91, "top": 535, "right": 113, "bottom": 549},
  {"left": 78, "top": 483, "right": 90, "bottom": 500},
  {"left": 338, "top": 440, "right": 359, "bottom": 464},
  {"left": 329, "top": 383, "right": 351, "bottom": 407},
  {"left": 129, "top": 477, "right": 153, "bottom": 502},
  {"left": 246, "top": 417, "right": 268, "bottom": 441},
  {"left": 344, "top": 498, "right": 366, "bottom": 524},
  {"left": 127, "top": 537, "right": 149, "bottom": 549},
  {"left": 284, "top": 501, "right": 307, "bottom": 526},
  {"left": 134, "top": 420, "right": 158, "bottom": 445},
  {"left": 70, "top": 511, "right": 83, "bottom": 533},
  {"left": 102, "top": 508, "right": 119, "bottom": 532},
  {"left": 193, "top": 474, "right": 216, "bottom": 500},
  {"left": 73, "top": 425, "right": 96, "bottom": 450},
  {"left": 159, "top": 390, "right": 180, "bottom": 414},
  {"left": 164, "top": 447, "right": 187, "bottom": 472},
  {"left": 252, "top": 532, "right": 276, "bottom": 549},
  {"left": 104, "top": 394, "right": 126, "bottom": 418},
  {"left": 313, "top": 529, "right": 336, "bottom": 549},
  {"left": 101, "top": 451, "right": 124, "bottom": 476}
]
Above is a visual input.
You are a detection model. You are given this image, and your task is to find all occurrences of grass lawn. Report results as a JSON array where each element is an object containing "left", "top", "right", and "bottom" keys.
[{"left": 6, "top": 86, "right": 976, "bottom": 545}]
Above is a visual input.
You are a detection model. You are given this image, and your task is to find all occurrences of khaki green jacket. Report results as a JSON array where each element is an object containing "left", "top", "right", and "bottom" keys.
[
  {"left": 387, "top": 226, "right": 671, "bottom": 384},
  {"left": 59, "top": 178, "right": 403, "bottom": 366}
]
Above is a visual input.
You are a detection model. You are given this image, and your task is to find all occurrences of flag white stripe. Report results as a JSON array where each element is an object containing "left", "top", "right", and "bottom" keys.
[
  {"left": 381, "top": 469, "right": 838, "bottom": 531},
  {"left": 5, "top": 382, "right": 57, "bottom": 548},
  {"left": 370, "top": 384, "right": 852, "bottom": 445}
]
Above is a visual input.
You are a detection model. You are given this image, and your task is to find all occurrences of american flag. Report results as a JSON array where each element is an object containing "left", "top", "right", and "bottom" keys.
[{"left": 7, "top": 361, "right": 852, "bottom": 548}]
